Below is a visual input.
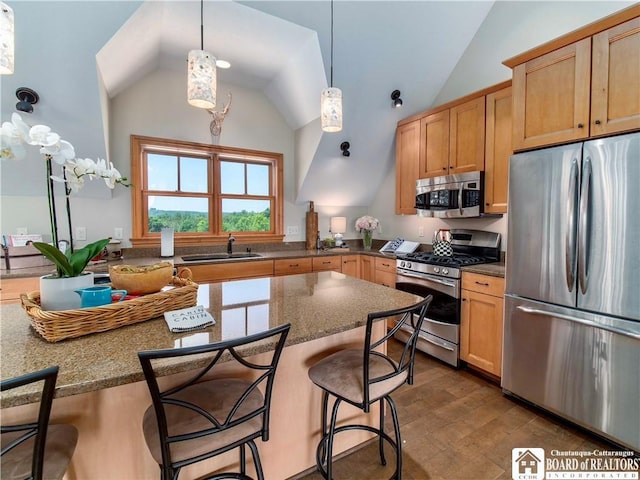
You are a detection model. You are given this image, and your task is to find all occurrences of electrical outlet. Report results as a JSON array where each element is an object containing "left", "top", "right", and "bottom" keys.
[
  {"left": 418, "top": 226, "right": 424, "bottom": 237},
  {"left": 114, "top": 227, "right": 123, "bottom": 240},
  {"left": 76, "top": 226, "right": 87, "bottom": 241},
  {"left": 16, "top": 227, "right": 28, "bottom": 235},
  {"left": 286, "top": 226, "right": 299, "bottom": 235}
]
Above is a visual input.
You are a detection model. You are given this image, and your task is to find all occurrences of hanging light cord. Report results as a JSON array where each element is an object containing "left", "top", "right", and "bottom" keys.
[
  {"left": 200, "top": 0, "right": 204, "bottom": 50},
  {"left": 329, "top": 0, "right": 334, "bottom": 88}
]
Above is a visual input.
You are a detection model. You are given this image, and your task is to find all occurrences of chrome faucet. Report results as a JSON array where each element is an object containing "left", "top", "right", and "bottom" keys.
[{"left": 227, "top": 234, "right": 235, "bottom": 254}]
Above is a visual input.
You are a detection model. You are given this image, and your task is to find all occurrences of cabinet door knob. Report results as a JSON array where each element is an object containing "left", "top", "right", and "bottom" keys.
[
  {"left": 449, "top": 166, "right": 453, "bottom": 169},
  {"left": 577, "top": 123, "right": 584, "bottom": 128},
  {"left": 594, "top": 119, "right": 601, "bottom": 125},
  {"left": 485, "top": 203, "right": 490, "bottom": 206},
  {"left": 442, "top": 167, "right": 447, "bottom": 171}
]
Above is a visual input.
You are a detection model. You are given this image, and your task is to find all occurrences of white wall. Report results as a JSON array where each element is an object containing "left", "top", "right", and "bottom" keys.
[{"left": 371, "top": 1, "right": 633, "bottom": 251}]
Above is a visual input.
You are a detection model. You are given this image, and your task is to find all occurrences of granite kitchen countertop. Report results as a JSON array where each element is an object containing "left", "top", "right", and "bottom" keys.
[
  {"left": 0, "top": 272, "right": 422, "bottom": 408},
  {"left": 461, "top": 261, "right": 505, "bottom": 278},
  {"left": 0, "top": 245, "right": 394, "bottom": 280}
]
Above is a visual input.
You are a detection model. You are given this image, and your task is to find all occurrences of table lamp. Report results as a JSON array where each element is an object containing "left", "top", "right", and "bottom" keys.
[{"left": 330, "top": 216, "right": 347, "bottom": 247}]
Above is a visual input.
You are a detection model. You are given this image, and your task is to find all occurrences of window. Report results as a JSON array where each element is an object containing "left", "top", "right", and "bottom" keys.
[{"left": 130, "top": 136, "right": 283, "bottom": 247}]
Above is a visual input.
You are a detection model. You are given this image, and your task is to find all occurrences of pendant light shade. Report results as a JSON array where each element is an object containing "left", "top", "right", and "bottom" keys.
[
  {"left": 0, "top": 2, "right": 14, "bottom": 75},
  {"left": 321, "top": 0, "right": 342, "bottom": 133},
  {"left": 188, "top": 49, "right": 216, "bottom": 109},
  {"left": 321, "top": 87, "right": 342, "bottom": 132},
  {"left": 187, "top": 0, "right": 216, "bottom": 109}
]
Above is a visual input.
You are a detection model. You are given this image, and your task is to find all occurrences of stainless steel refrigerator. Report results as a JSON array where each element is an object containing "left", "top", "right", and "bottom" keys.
[{"left": 503, "top": 131, "right": 640, "bottom": 451}]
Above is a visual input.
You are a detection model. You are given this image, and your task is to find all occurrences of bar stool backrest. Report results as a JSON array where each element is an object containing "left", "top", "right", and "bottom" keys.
[
  {"left": 138, "top": 323, "right": 291, "bottom": 473},
  {"left": 1, "top": 366, "right": 59, "bottom": 480},
  {"left": 363, "top": 295, "right": 433, "bottom": 407}
]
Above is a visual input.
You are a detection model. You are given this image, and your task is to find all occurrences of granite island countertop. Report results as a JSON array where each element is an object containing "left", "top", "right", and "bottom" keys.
[{"left": 1, "top": 271, "right": 422, "bottom": 408}]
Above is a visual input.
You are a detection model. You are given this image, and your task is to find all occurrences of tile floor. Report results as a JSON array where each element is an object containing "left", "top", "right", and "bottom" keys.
[{"left": 295, "top": 339, "right": 628, "bottom": 480}]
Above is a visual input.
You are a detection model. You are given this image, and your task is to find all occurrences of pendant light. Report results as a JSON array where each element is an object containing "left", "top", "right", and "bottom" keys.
[
  {"left": 321, "top": 0, "right": 342, "bottom": 132},
  {"left": 187, "top": 0, "right": 216, "bottom": 109},
  {"left": 0, "top": 2, "right": 14, "bottom": 75}
]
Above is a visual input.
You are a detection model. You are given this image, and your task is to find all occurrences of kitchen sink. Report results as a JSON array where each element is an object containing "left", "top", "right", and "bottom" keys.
[{"left": 180, "top": 253, "right": 262, "bottom": 262}]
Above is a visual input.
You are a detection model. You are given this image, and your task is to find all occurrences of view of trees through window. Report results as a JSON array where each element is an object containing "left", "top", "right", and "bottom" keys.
[{"left": 148, "top": 208, "right": 271, "bottom": 232}]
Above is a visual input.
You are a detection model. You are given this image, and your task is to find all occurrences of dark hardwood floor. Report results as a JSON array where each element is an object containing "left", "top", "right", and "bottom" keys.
[{"left": 295, "top": 338, "right": 620, "bottom": 480}]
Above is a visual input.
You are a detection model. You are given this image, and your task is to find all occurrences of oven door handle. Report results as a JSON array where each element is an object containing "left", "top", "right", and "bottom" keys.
[
  {"left": 396, "top": 270, "right": 457, "bottom": 288},
  {"left": 422, "top": 334, "right": 456, "bottom": 352}
]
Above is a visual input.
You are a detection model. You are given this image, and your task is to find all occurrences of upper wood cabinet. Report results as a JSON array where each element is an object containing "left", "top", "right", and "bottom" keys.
[
  {"left": 449, "top": 97, "right": 485, "bottom": 174},
  {"left": 506, "top": 9, "right": 640, "bottom": 151},
  {"left": 419, "top": 110, "right": 450, "bottom": 178},
  {"left": 396, "top": 81, "right": 510, "bottom": 215},
  {"left": 395, "top": 120, "right": 421, "bottom": 215},
  {"left": 484, "top": 86, "right": 512, "bottom": 214},
  {"left": 418, "top": 99, "right": 484, "bottom": 179},
  {"left": 591, "top": 17, "right": 640, "bottom": 136}
]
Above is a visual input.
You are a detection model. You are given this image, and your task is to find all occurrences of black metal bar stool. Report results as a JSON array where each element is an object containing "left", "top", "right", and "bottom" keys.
[
  {"left": 138, "top": 323, "right": 290, "bottom": 480},
  {"left": 308, "top": 296, "right": 432, "bottom": 480},
  {"left": 1, "top": 366, "right": 78, "bottom": 480}
]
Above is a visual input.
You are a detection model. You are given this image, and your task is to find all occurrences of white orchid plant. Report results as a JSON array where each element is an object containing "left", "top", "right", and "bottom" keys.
[{"left": 0, "top": 112, "right": 129, "bottom": 277}]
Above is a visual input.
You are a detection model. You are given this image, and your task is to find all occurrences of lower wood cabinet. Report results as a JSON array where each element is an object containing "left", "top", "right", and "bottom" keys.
[
  {"left": 274, "top": 258, "right": 313, "bottom": 276},
  {"left": 360, "top": 255, "right": 374, "bottom": 282},
  {"left": 312, "top": 256, "right": 342, "bottom": 272},
  {"left": 460, "top": 272, "right": 505, "bottom": 377},
  {"left": 0, "top": 277, "right": 40, "bottom": 304},
  {"left": 340, "top": 255, "right": 360, "bottom": 278},
  {"left": 188, "top": 260, "right": 274, "bottom": 283},
  {"left": 373, "top": 257, "right": 395, "bottom": 288}
]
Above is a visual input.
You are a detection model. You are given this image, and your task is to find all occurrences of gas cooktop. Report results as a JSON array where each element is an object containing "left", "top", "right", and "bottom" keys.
[{"left": 398, "top": 251, "right": 491, "bottom": 267}]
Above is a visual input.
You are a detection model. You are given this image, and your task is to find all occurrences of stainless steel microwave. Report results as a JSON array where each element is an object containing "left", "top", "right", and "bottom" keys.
[{"left": 415, "top": 171, "right": 483, "bottom": 218}]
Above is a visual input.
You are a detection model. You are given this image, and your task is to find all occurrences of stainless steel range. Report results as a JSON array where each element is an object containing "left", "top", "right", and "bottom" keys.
[{"left": 394, "top": 229, "right": 501, "bottom": 367}]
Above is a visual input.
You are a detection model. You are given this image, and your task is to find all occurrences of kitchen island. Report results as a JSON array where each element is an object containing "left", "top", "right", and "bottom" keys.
[{"left": 1, "top": 271, "right": 422, "bottom": 479}]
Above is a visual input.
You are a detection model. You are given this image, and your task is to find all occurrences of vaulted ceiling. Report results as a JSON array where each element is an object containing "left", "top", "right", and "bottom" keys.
[{"left": 2, "top": 1, "right": 496, "bottom": 205}]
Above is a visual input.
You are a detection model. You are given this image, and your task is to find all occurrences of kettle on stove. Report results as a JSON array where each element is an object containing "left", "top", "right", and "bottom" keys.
[{"left": 433, "top": 229, "right": 453, "bottom": 257}]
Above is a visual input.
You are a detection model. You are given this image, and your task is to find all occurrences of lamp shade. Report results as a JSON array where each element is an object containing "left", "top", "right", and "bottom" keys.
[
  {"left": 330, "top": 216, "right": 347, "bottom": 234},
  {"left": 321, "top": 87, "right": 342, "bottom": 132},
  {"left": 0, "top": 2, "right": 14, "bottom": 75},
  {"left": 187, "top": 49, "right": 216, "bottom": 109}
]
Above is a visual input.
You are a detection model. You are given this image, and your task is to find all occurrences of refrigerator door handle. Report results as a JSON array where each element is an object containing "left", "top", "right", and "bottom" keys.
[
  {"left": 516, "top": 306, "right": 640, "bottom": 340},
  {"left": 565, "top": 159, "right": 579, "bottom": 293},
  {"left": 578, "top": 156, "right": 592, "bottom": 294}
]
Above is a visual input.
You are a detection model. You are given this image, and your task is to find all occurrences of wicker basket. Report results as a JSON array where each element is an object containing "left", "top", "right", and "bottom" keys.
[{"left": 20, "top": 277, "right": 198, "bottom": 343}]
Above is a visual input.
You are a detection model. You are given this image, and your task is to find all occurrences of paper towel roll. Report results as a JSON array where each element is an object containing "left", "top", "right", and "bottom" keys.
[{"left": 160, "top": 228, "right": 174, "bottom": 257}]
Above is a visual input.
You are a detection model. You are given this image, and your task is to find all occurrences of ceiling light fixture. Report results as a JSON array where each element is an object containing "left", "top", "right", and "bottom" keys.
[
  {"left": 0, "top": 2, "right": 14, "bottom": 75},
  {"left": 187, "top": 0, "right": 216, "bottom": 109},
  {"left": 391, "top": 90, "right": 403, "bottom": 108},
  {"left": 340, "top": 141, "right": 350, "bottom": 157},
  {"left": 15, "top": 87, "right": 39, "bottom": 113},
  {"left": 321, "top": 0, "right": 342, "bottom": 133}
]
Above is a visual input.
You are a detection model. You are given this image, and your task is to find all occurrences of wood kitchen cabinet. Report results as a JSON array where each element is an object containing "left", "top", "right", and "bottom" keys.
[
  {"left": 360, "top": 255, "right": 374, "bottom": 282},
  {"left": 418, "top": 98, "right": 484, "bottom": 178},
  {"left": 460, "top": 272, "right": 505, "bottom": 378},
  {"left": 396, "top": 80, "right": 511, "bottom": 214},
  {"left": 506, "top": 10, "right": 640, "bottom": 151},
  {"left": 0, "top": 277, "right": 40, "bottom": 305},
  {"left": 274, "top": 258, "right": 313, "bottom": 276},
  {"left": 418, "top": 110, "right": 450, "bottom": 178},
  {"left": 484, "top": 86, "right": 512, "bottom": 214},
  {"left": 395, "top": 120, "right": 420, "bottom": 215},
  {"left": 373, "top": 257, "right": 395, "bottom": 288},
  {"left": 448, "top": 97, "right": 485, "bottom": 174},
  {"left": 188, "top": 260, "right": 274, "bottom": 283},
  {"left": 312, "top": 256, "right": 342, "bottom": 272},
  {"left": 340, "top": 255, "right": 360, "bottom": 278}
]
